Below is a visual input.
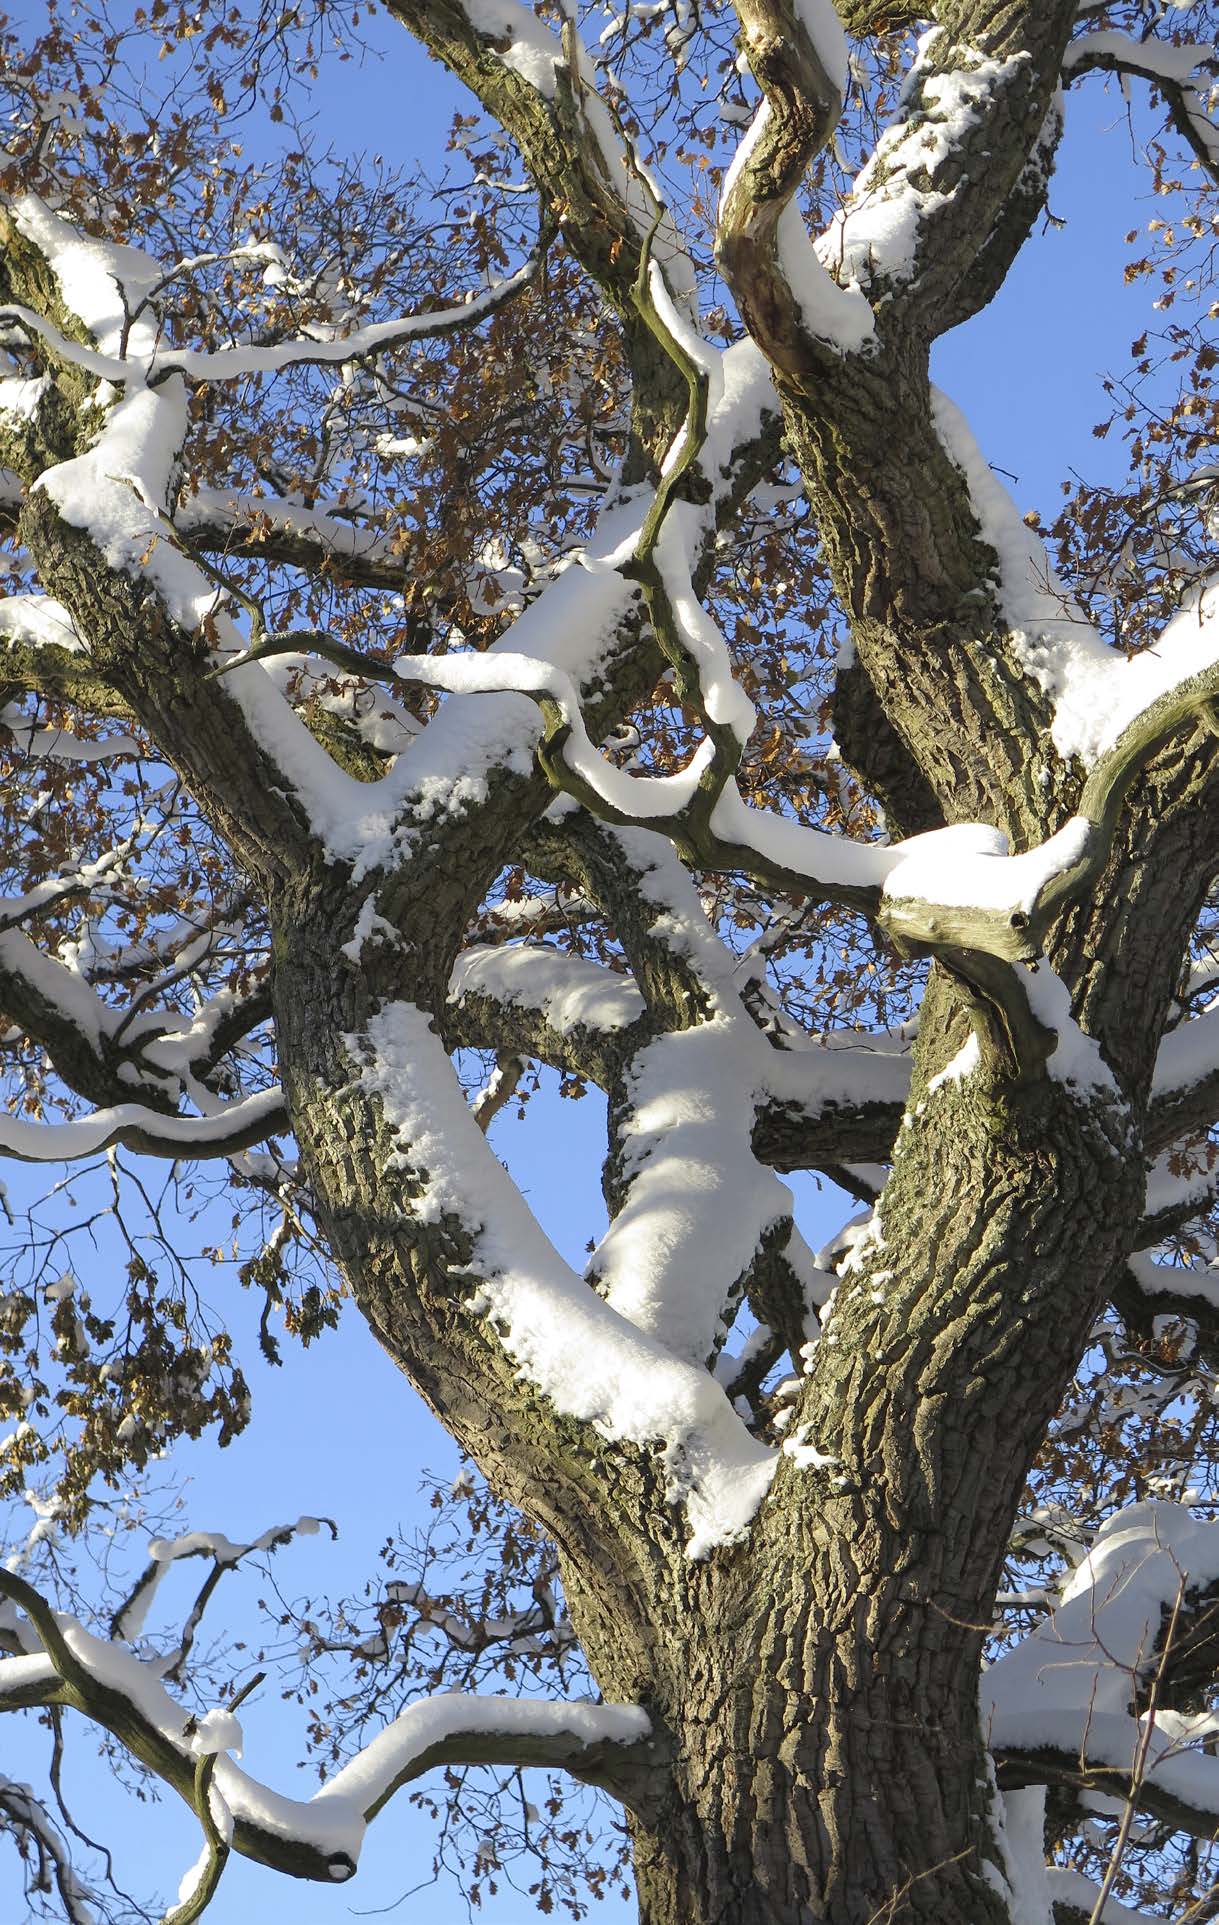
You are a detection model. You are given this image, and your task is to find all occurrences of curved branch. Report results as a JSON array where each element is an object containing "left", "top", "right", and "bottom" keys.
[
  {"left": 716, "top": 0, "right": 871, "bottom": 384},
  {"left": 0, "top": 1086, "right": 286, "bottom": 1164},
  {"left": 447, "top": 942, "right": 650, "bottom": 1085},
  {"left": 1064, "top": 30, "right": 1219, "bottom": 185},
  {"left": 0, "top": 1569, "right": 664, "bottom": 1883}
]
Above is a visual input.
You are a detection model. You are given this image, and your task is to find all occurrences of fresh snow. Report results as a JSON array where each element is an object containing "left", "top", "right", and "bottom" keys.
[
  {"left": 792, "top": 0, "right": 848, "bottom": 97},
  {"left": 589, "top": 1018, "right": 796, "bottom": 1363},
  {"left": 932, "top": 387, "right": 1219, "bottom": 768},
  {"left": 1152, "top": 1004, "right": 1219, "bottom": 1098},
  {"left": 774, "top": 202, "right": 877, "bottom": 354},
  {"left": 0, "top": 1086, "right": 283, "bottom": 1163},
  {"left": 1016, "top": 962, "right": 1120, "bottom": 1098},
  {"left": 311, "top": 1694, "right": 650, "bottom": 1821},
  {"left": 818, "top": 37, "right": 1032, "bottom": 292},
  {"left": 0, "top": 595, "right": 85, "bottom": 653},
  {"left": 0, "top": 1604, "right": 648, "bottom": 1872},
  {"left": 190, "top": 1706, "right": 244, "bottom": 1759},
  {"left": 1127, "top": 1248, "right": 1219, "bottom": 1314},
  {"left": 1064, "top": 29, "right": 1211, "bottom": 85},
  {"left": 881, "top": 817, "right": 1092, "bottom": 916},
  {"left": 984, "top": 1503, "right": 1219, "bottom": 1824},
  {"left": 346, "top": 998, "right": 776, "bottom": 1557},
  {"left": 925, "top": 1032, "right": 981, "bottom": 1094},
  {"left": 450, "top": 945, "right": 644, "bottom": 1037}
]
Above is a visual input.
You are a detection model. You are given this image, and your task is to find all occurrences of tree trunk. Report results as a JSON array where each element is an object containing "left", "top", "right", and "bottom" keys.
[
  {"left": 272, "top": 884, "right": 1149, "bottom": 1925},
  {"left": 568, "top": 984, "right": 1147, "bottom": 1925},
  {"left": 622, "top": 1600, "right": 1014, "bottom": 1925}
]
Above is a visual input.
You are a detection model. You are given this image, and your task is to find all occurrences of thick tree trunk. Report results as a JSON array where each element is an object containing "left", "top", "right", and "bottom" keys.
[
  {"left": 272, "top": 888, "right": 1150, "bottom": 1925},
  {"left": 567, "top": 983, "right": 1147, "bottom": 1925},
  {"left": 622, "top": 1605, "right": 1012, "bottom": 1925}
]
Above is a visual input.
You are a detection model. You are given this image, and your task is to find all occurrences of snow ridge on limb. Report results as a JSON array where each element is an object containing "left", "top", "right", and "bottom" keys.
[
  {"left": 570, "top": 826, "right": 811, "bottom": 1368},
  {"left": 0, "top": 257, "right": 541, "bottom": 386},
  {"left": 111, "top": 1515, "right": 335, "bottom": 1646},
  {"left": 448, "top": 920, "right": 914, "bottom": 1179},
  {"left": 344, "top": 337, "right": 776, "bottom": 873},
  {"left": 0, "top": 872, "right": 284, "bottom": 1163},
  {"left": 817, "top": 31, "right": 1034, "bottom": 303},
  {"left": 1063, "top": 28, "right": 1219, "bottom": 183},
  {"left": 448, "top": 942, "right": 649, "bottom": 1089},
  {"left": 0, "top": 1565, "right": 657, "bottom": 1890},
  {"left": 932, "top": 387, "right": 1219, "bottom": 774},
  {"left": 0, "top": 1776, "right": 100, "bottom": 1925},
  {"left": 715, "top": 0, "right": 877, "bottom": 379},
  {"left": 5, "top": 196, "right": 387, "bottom": 865},
  {"left": 450, "top": 944, "right": 646, "bottom": 1042},
  {"left": 985, "top": 1503, "right": 1219, "bottom": 1838},
  {"left": 394, "top": 619, "right": 1215, "bottom": 1023},
  {"left": 0, "top": 1086, "right": 286, "bottom": 1164},
  {"left": 344, "top": 996, "right": 777, "bottom": 1558}
]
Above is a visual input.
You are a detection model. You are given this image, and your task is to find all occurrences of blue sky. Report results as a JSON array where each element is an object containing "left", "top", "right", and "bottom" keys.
[{"left": 0, "top": 8, "right": 1190, "bottom": 1921}]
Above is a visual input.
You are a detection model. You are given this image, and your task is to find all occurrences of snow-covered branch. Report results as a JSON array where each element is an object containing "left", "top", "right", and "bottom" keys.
[
  {"left": 342, "top": 992, "right": 778, "bottom": 1555},
  {"left": 986, "top": 1503, "right": 1219, "bottom": 1839},
  {"left": 1139, "top": 1147, "right": 1219, "bottom": 1244},
  {"left": 715, "top": 0, "right": 873, "bottom": 380},
  {"left": 1064, "top": 29, "right": 1219, "bottom": 183},
  {"left": 0, "top": 1776, "right": 100, "bottom": 1925},
  {"left": 447, "top": 942, "right": 649, "bottom": 1085},
  {"left": 0, "top": 1565, "right": 660, "bottom": 1887},
  {"left": 176, "top": 489, "right": 407, "bottom": 591},
  {"left": 0, "top": 1086, "right": 286, "bottom": 1164},
  {"left": 816, "top": 28, "right": 1040, "bottom": 312},
  {"left": 1145, "top": 1003, "right": 1219, "bottom": 1153},
  {"left": 0, "top": 249, "right": 542, "bottom": 387}
]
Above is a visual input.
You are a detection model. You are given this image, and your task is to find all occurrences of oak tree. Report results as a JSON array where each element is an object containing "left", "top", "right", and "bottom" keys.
[{"left": 4, "top": 2, "right": 1219, "bottom": 1921}]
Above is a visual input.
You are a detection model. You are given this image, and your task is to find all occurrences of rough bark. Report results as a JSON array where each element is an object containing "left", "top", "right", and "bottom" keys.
[{"left": 7, "top": 0, "right": 1219, "bottom": 1916}]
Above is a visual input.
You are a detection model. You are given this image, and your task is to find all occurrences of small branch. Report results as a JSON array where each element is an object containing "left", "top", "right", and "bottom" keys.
[
  {"left": 159, "top": 1672, "right": 264, "bottom": 1925},
  {"left": 1064, "top": 32, "right": 1219, "bottom": 186},
  {"left": 0, "top": 1086, "right": 287, "bottom": 1164}
]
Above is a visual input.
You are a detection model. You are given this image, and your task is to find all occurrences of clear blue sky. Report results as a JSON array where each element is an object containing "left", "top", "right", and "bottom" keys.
[{"left": 0, "top": 8, "right": 1183, "bottom": 1920}]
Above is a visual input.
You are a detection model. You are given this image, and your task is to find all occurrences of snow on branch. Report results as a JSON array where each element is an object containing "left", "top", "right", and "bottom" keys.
[
  {"left": 986, "top": 1502, "right": 1219, "bottom": 1839},
  {"left": 716, "top": 0, "right": 875, "bottom": 379},
  {"left": 0, "top": 1775, "right": 100, "bottom": 1925},
  {"left": 0, "top": 216, "right": 542, "bottom": 387},
  {"left": 1046, "top": 1865, "right": 1162, "bottom": 1924},
  {"left": 1145, "top": 1003, "right": 1219, "bottom": 1153},
  {"left": 392, "top": 630, "right": 1132, "bottom": 991},
  {"left": 450, "top": 944, "right": 645, "bottom": 1040},
  {"left": 1140, "top": 1147, "right": 1219, "bottom": 1244},
  {"left": 817, "top": 30, "right": 1035, "bottom": 304},
  {"left": 448, "top": 942, "right": 648, "bottom": 1084},
  {"left": 1064, "top": 29, "right": 1219, "bottom": 182},
  {"left": 176, "top": 489, "right": 407, "bottom": 591},
  {"left": 554, "top": 828, "right": 813, "bottom": 1365},
  {"left": 0, "top": 1566, "right": 658, "bottom": 1891},
  {"left": 111, "top": 1516, "right": 337, "bottom": 1668},
  {"left": 320, "top": 337, "right": 775, "bottom": 875},
  {"left": 0, "top": 1086, "right": 286, "bottom": 1164},
  {"left": 0, "top": 705, "right": 140, "bottom": 763},
  {"left": 932, "top": 387, "right": 1219, "bottom": 775},
  {"left": 373, "top": 366, "right": 1216, "bottom": 1000},
  {"left": 5, "top": 196, "right": 408, "bottom": 859},
  {"left": 0, "top": 595, "right": 85, "bottom": 656},
  {"left": 1121, "top": 1248, "right": 1219, "bottom": 1322},
  {"left": 345, "top": 995, "right": 777, "bottom": 1556}
]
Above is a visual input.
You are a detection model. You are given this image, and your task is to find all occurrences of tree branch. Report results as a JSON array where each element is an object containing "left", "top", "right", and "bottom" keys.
[{"left": 0, "top": 1568, "right": 664, "bottom": 1885}]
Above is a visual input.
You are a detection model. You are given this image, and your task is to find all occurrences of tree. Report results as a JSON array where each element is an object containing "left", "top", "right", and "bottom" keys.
[{"left": 5, "top": 0, "right": 1219, "bottom": 1918}]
